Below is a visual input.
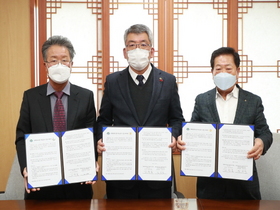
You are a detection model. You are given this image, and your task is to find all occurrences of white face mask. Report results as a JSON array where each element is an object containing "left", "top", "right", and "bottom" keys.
[
  {"left": 213, "top": 72, "right": 237, "bottom": 91},
  {"left": 127, "top": 48, "right": 150, "bottom": 71},
  {"left": 48, "top": 63, "right": 71, "bottom": 84}
]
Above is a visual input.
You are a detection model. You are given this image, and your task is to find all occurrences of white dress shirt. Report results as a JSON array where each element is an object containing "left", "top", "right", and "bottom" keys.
[
  {"left": 129, "top": 64, "right": 152, "bottom": 85},
  {"left": 216, "top": 85, "right": 239, "bottom": 124}
]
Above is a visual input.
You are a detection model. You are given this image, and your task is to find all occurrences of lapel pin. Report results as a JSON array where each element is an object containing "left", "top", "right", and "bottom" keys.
[{"left": 159, "top": 77, "right": 163, "bottom": 82}]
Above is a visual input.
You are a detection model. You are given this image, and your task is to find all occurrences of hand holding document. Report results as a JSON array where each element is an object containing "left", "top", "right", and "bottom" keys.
[{"left": 23, "top": 167, "right": 40, "bottom": 193}]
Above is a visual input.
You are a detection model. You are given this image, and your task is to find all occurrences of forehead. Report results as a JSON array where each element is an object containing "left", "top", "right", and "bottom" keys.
[
  {"left": 126, "top": 32, "right": 149, "bottom": 43},
  {"left": 214, "top": 54, "right": 235, "bottom": 66},
  {"left": 46, "top": 45, "right": 70, "bottom": 58}
]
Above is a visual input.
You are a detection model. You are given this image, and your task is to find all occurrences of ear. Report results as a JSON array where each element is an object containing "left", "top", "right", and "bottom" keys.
[
  {"left": 70, "top": 61, "right": 73, "bottom": 72},
  {"left": 123, "top": 48, "right": 128, "bottom": 59},
  {"left": 44, "top": 62, "right": 48, "bottom": 73},
  {"left": 149, "top": 47, "right": 155, "bottom": 59},
  {"left": 236, "top": 67, "right": 240, "bottom": 79}
]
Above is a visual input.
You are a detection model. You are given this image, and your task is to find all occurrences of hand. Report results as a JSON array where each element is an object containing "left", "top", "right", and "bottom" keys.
[
  {"left": 169, "top": 137, "right": 177, "bottom": 152},
  {"left": 82, "top": 162, "right": 99, "bottom": 185},
  {"left": 247, "top": 138, "right": 264, "bottom": 160},
  {"left": 176, "top": 135, "right": 186, "bottom": 151},
  {"left": 23, "top": 167, "right": 40, "bottom": 193},
  {"left": 97, "top": 139, "right": 106, "bottom": 154}
]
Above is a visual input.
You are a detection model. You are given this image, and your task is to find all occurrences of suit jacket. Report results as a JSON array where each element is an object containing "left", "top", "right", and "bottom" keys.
[
  {"left": 97, "top": 64, "right": 184, "bottom": 190},
  {"left": 15, "top": 83, "right": 96, "bottom": 199},
  {"left": 191, "top": 85, "right": 273, "bottom": 199}
]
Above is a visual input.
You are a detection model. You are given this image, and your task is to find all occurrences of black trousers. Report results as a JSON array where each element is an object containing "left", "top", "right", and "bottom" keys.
[
  {"left": 106, "top": 181, "right": 171, "bottom": 199},
  {"left": 25, "top": 183, "right": 93, "bottom": 200},
  {"left": 197, "top": 177, "right": 261, "bottom": 200}
]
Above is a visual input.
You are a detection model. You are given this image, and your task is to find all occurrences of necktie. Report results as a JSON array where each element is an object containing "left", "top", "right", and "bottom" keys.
[
  {"left": 53, "top": 91, "right": 66, "bottom": 132},
  {"left": 136, "top": 75, "right": 144, "bottom": 87}
]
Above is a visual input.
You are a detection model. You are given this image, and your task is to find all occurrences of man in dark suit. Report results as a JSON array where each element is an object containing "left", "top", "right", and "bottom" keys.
[
  {"left": 177, "top": 47, "right": 273, "bottom": 199},
  {"left": 15, "top": 35, "right": 97, "bottom": 199},
  {"left": 97, "top": 24, "right": 184, "bottom": 199}
]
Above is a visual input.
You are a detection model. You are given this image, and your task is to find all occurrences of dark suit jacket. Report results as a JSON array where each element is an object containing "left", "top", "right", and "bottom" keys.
[
  {"left": 97, "top": 65, "right": 184, "bottom": 190},
  {"left": 15, "top": 83, "right": 96, "bottom": 199},
  {"left": 191, "top": 85, "right": 273, "bottom": 199}
]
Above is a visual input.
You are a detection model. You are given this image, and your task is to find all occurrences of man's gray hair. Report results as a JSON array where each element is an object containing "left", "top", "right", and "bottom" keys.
[
  {"left": 42, "top": 35, "right": 75, "bottom": 61},
  {"left": 124, "top": 24, "right": 153, "bottom": 46}
]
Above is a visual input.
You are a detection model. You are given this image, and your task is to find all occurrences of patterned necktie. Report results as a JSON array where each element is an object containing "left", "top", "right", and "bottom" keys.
[
  {"left": 136, "top": 75, "right": 144, "bottom": 86},
  {"left": 53, "top": 91, "right": 66, "bottom": 132}
]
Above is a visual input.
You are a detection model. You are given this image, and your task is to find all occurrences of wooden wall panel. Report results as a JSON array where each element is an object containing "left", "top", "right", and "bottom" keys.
[
  {"left": 0, "top": 0, "right": 31, "bottom": 192},
  {"left": 173, "top": 154, "right": 197, "bottom": 198},
  {"left": 92, "top": 156, "right": 106, "bottom": 199},
  {"left": 227, "top": 0, "right": 238, "bottom": 50}
]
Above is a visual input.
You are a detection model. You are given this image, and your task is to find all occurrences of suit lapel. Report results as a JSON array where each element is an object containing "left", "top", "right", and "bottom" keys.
[
  {"left": 207, "top": 88, "right": 221, "bottom": 123},
  {"left": 142, "top": 67, "right": 162, "bottom": 125},
  {"left": 38, "top": 85, "right": 53, "bottom": 132},
  {"left": 234, "top": 87, "right": 247, "bottom": 124},
  {"left": 67, "top": 84, "right": 79, "bottom": 130},
  {"left": 117, "top": 68, "right": 141, "bottom": 124}
]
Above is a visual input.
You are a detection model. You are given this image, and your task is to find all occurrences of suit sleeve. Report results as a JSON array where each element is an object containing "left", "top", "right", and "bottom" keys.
[
  {"left": 15, "top": 91, "right": 30, "bottom": 175},
  {"left": 85, "top": 91, "right": 96, "bottom": 128},
  {"left": 190, "top": 94, "right": 202, "bottom": 122},
  {"left": 168, "top": 77, "right": 185, "bottom": 138},
  {"left": 253, "top": 97, "right": 273, "bottom": 155},
  {"left": 96, "top": 78, "right": 114, "bottom": 140},
  {"left": 85, "top": 91, "right": 98, "bottom": 161}
]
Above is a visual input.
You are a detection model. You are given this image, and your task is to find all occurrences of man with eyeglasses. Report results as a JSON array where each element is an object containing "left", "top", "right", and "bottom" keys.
[
  {"left": 15, "top": 35, "right": 97, "bottom": 200},
  {"left": 96, "top": 24, "right": 184, "bottom": 199}
]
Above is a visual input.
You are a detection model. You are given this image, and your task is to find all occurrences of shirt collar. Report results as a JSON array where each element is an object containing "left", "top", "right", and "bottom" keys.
[
  {"left": 216, "top": 85, "right": 239, "bottom": 99},
  {"left": 129, "top": 64, "right": 152, "bottom": 82},
  {"left": 47, "top": 82, "right": 70, "bottom": 96}
]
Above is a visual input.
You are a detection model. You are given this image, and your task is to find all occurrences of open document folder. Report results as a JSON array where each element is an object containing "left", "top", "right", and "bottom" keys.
[
  {"left": 181, "top": 122, "right": 254, "bottom": 181},
  {"left": 25, "top": 127, "right": 97, "bottom": 189},
  {"left": 102, "top": 126, "right": 172, "bottom": 181}
]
